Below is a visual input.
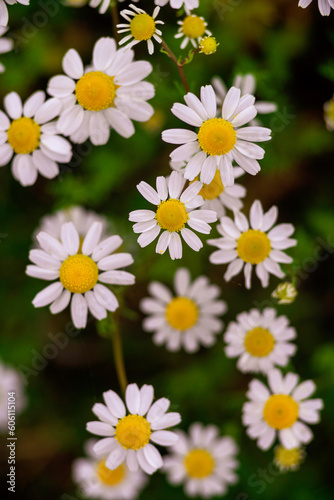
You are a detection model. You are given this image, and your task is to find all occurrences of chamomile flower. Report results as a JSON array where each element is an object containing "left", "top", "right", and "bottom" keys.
[
  {"left": 164, "top": 423, "right": 239, "bottom": 498},
  {"left": 0, "top": 360, "right": 26, "bottom": 431},
  {"left": 274, "top": 445, "right": 305, "bottom": 472},
  {"left": 155, "top": 0, "right": 199, "bottom": 10},
  {"left": 162, "top": 85, "right": 271, "bottom": 187},
  {"left": 324, "top": 94, "right": 334, "bottom": 131},
  {"left": 26, "top": 221, "right": 135, "bottom": 329},
  {"left": 171, "top": 161, "right": 246, "bottom": 217},
  {"left": 117, "top": 5, "right": 163, "bottom": 55},
  {"left": 0, "top": 27, "right": 12, "bottom": 73},
  {"left": 0, "top": 91, "right": 72, "bottom": 186},
  {"left": 87, "top": 0, "right": 139, "bottom": 15},
  {"left": 208, "top": 200, "right": 297, "bottom": 289},
  {"left": 73, "top": 439, "right": 147, "bottom": 499},
  {"left": 199, "top": 36, "right": 218, "bottom": 55},
  {"left": 212, "top": 74, "right": 277, "bottom": 125},
  {"left": 129, "top": 171, "right": 217, "bottom": 260},
  {"left": 242, "top": 369, "right": 323, "bottom": 450},
  {"left": 140, "top": 268, "right": 227, "bottom": 353},
  {"left": 224, "top": 308, "right": 297, "bottom": 374},
  {"left": 35, "top": 206, "right": 108, "bottom": 243},
  {"left": 86, "top": 383, "right": 181, "bottom": 475},
  {"left": 0, "top": 0, "right": 29, "bottom": 27},
  {"left": 47, "top": 37, "right": 154, "bottom": 144},
  {"left": 175, "top": 13, "right": 211, "bottom": 50},
  {"left": 298, "top": 0, "right": 334, "bottom": 15}
]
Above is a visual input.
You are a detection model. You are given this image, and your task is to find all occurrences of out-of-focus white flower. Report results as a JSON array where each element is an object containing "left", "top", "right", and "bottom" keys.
[
  {"left": 298, "top": 0, "right": 333, "bottom": 16},
  {"left": 0, "top": 360, "right": 26, "bottom": 432}
]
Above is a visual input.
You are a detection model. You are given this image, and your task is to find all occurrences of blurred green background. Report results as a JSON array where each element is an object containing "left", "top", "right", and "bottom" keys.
[{"left": 0, "top": 0, "right": 334, "bottom": 498}]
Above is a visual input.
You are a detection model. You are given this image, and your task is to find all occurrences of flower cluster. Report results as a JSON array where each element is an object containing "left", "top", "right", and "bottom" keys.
[{"left": 1, "top": 1, "right": 328, "bottom": 498}]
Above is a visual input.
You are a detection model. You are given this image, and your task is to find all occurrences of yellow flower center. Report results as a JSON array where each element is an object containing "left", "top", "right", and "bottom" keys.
[
  {"left": 236, "top": 229, "right": 271, "bottom": 264},
  {"left": 96, "top": 460, "right": 125, "bottom": 486},
  {"left": 75, "top": 71, "right": 118, "bottom": 112},
  {"left": 193, "top": 169, "right": 224, "bottom": 200},
  {"left": 197, "top": 118, "right": 236, "bottom": 156},
  {"left": 263, "top": 395, "right": 299, "bottom": 430},
  {"left": 199, "top": 36, "right": 218, "bottom": 55},
  {"left": 165, "top": 297, "right": 199, "bottom": 331},
  {"left": 59, "top": 254, "right": 98, "bottom": 294},
  {"left": 7, "top": 117, "right": 41, "bottom": 154},
  {"left": 130, "top": 13, "right": 156, "bottom": 41},
  {"left": 274, "top": 446, "right": 303, "bottom": 470},
  {"left": 184, "top": 449, "right": 215, "bottom": 479},
  {"left": 115, "top": 415, "right": 151, "bottom": 450},
  {"left": 155, "top": 199, "right": 189, "bottom": 233},
  {"left": 244, "top": 327, "right": 275, "bottom": 357},
  {"left": 182, "top": 15, "right": 206, "bottom": 39}
]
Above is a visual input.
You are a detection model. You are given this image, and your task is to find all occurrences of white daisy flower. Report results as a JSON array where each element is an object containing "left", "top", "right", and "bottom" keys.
[
  {"left": 212, "top": 74, "right": 277, "bottom": 125},
  {"left": 86, "top": 0, "right": 139, "bottom": 15},
  {"left": 274, "top": 445, "right": 305, "bottom": 472},
  {"left": 47, "top": 37, "right": 154, "bottom": 145},
  {"left": 155, "top": 0, "right": 199, "bottom": 10},
  {"left": 86, "top": 383, "right": 181, "bottom": 475},
  {"left": 298, "top": 0, "right": 334, "bottom": 15},
  {"left": 272, "top": 282, "right": 298, "bottom": 304},
  {"left": 0, "top": 360, "right": 27, "bottom": 431},
  {"left": 34, "top": 206, "right": 108, "bottom": 243},
  {"left": 0, "top": 91, "right": 72, "bottom": 186},
  {"left": 0, "top": 0, "right": 29, "bottom": 27},
  {"left": 26, "top": 221, "right": 135, "bottom": 329},
  {"left": 162, "top": 85, "right": 271, "bottom": 187},
  {"left": 242, "top": 368, "right": 324, "bottom": 450},
  {"left": 129, "top": 171, "right": 217, "bottom": 260},
  {"left": 163, "top": 422, "right": 239, "bottom": 498},
  {"left": 324, "top": 94, "right": 334, "bottom": 131},
  {"left": 117, "top": 4, "right": 164, "bottom": 55},
  {"left": 140, "top": 267, "right": 227, "bottom": 353},
  {"left": 224, "top": 308, "right": 297, "bottom": 374},
  {"left": 73, "top": 439, "right": 147, "bottom": 499},
  {"left": 208, "top": 199, "right": 297, "bottom": 289},
  {"left": 171, "top": 161, "right": 246, "bottom": 218},
  {"left": 0, "top": 26, "right": 13, "bottom": 73},
  {"left": 175, "top": 13, "right": 211, "bottom": 50}
]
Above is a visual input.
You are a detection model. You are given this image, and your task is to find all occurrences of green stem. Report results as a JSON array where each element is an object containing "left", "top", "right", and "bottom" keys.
[
  {"left": 110, "top": 1, "right": 120, "bottom": 44},
  {"left": 111, "top": 313, "right": 128, "bottom": 395},
  {"left": 161, "top": 39, "right": 190, "bottom": 93}
]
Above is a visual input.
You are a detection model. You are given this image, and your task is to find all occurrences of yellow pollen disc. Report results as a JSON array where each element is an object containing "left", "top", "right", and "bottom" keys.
[
  {"left": 184, "top": 449, "right": 215, "bottom": 479},
  {"left": 155, "top": 199, "right": 189, "bottom": 233},
  {"left": 199, "top": 36, "right": 218, "bottom": 55},
  {"left": 115, "top": 415, "right": 151, "bottom": 451},
  {"left": 75, "top": 71, "right": 118, "bottom": 111},
  {"left": 7, "top": 117, "right": 41, "bottom": 155},
  {"left": 165, "top": 297, "right": 199, "bottom": 331},
  {"left": 96, "top": 460, "right": 125, "bottom": 486},
  {"left": 59, "top": 254, "right": 98, "bottom": 294},
  {"left": 236, "top": 229, "right": 271, "bottom": 264},
  {"left": 192, "top": 169, "right": 224, "bottom": 200},
  {"left": 244, "top": 327, "right": 275, "bottom": 357},
  {"left": 274, "top": 446, "right": 304, "bottom": 470},
  {"left": 182, "top": 15, "right": 206, "bottom": 39},
  {"left": 197, "top": 118, "right": 236, "bottom": 156},
  {"left": 130, "top": 13, "right": 156, "bottom": 41},
  {"left": 263, "top": 394, "right": 299, "bottom": 430}
]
